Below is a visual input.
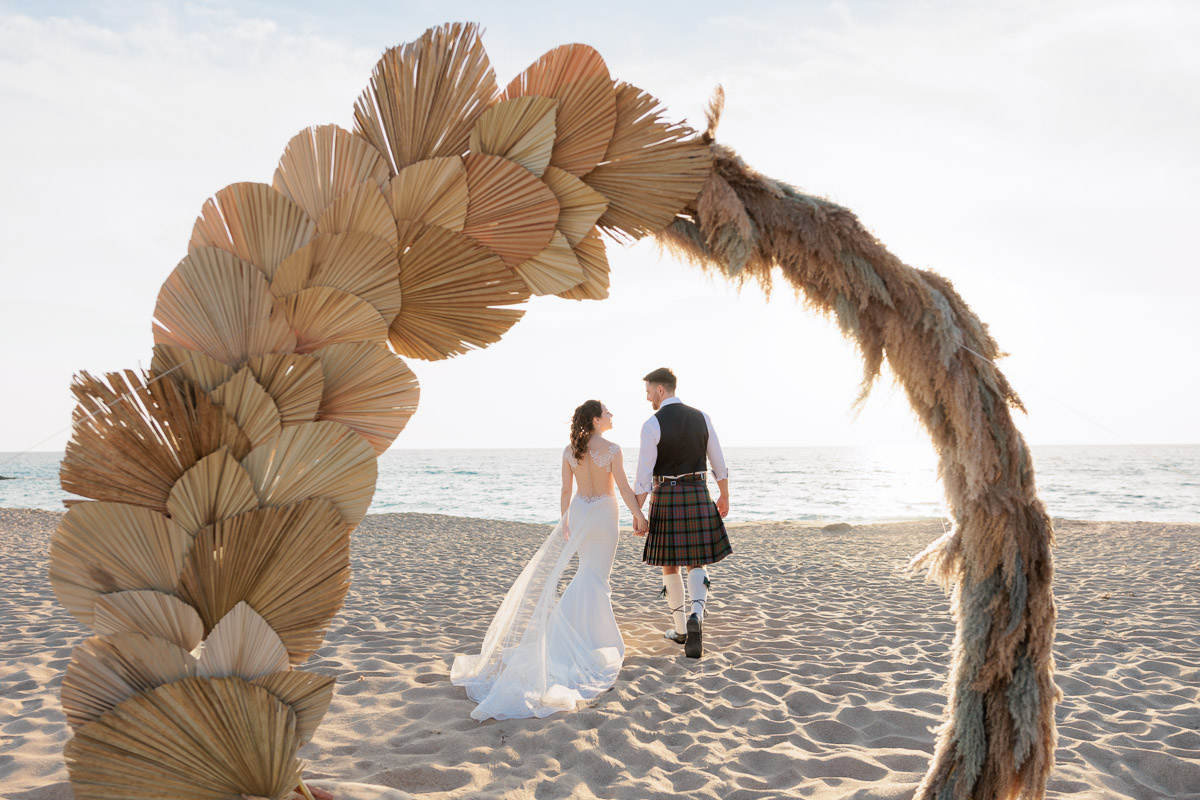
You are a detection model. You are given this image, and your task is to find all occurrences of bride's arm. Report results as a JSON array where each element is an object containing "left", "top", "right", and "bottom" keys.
[
  {"left": 561, "top": 455, "right": 574, "bottom": 519},
  {"left": 611, "top": 447, "right": 648, "bottom": 534}
]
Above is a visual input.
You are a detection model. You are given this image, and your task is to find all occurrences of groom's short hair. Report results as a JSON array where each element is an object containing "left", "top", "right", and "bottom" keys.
[{"left": 643, "top": 367, "right": 677, "bottom": 392}]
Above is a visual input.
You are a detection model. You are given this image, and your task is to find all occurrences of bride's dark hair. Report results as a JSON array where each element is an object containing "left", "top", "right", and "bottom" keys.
[{"left": 569, "top": 400, "right": 603, "bottom": 461}]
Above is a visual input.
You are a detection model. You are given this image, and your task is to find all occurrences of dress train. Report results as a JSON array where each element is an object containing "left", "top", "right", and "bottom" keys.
[{"left": 451, "top": 493, "right": 623, "bottom": 720}]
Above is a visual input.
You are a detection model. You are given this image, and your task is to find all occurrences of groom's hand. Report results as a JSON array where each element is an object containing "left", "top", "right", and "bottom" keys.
[{"left": 716, "top": 494, "right": 730, "bottom": 518}]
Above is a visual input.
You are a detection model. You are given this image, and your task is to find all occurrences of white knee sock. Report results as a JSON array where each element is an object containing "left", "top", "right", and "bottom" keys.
[
  {"left": 663, "top": 572, "right": 686, "bottom": 632},
  {"left": 687, "top": 567, "right": 709, "bottom": 621}
]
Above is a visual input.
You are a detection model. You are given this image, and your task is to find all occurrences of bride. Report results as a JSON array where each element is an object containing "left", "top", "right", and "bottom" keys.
[{"left": 451, "top": 399, "right": 648, "bottom": 720}]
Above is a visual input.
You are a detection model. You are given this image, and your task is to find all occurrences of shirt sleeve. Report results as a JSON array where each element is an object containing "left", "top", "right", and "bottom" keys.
[
  {"left": 703, "top": 412, "right": 729, "bottom": 482},
  {"left": 634, "top": 416, "right": 660, "bottom": 494}
]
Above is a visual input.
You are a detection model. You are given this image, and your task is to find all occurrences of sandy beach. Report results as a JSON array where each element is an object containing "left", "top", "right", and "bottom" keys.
[{"left": 2, "top": 508, "right": 1198, "bottom": 799}]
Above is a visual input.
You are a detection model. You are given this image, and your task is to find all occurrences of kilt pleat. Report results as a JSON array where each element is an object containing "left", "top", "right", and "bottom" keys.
[{"left": 642, "top": 482, "right": 732, "bottom": 566}]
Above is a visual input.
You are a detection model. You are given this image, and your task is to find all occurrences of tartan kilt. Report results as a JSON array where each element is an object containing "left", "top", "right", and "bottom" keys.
[{"left": 642, "top": 481, "right": 732, "bottom": 566}]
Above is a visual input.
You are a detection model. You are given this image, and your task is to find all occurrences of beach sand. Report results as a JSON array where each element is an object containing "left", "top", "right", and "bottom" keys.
[{"left": 2, "top": 508, "right": 1198, "bottom": 799}]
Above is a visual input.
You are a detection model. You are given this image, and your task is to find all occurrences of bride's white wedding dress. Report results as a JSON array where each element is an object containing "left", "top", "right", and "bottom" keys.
[{"left": 451, "top": 442, "right": 625, "bottom": 720}]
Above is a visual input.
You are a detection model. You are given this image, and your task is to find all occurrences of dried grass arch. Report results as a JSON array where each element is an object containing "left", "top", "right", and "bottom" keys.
[{"left": 50, "top": 22, "right": 1058, "bottom": 800}]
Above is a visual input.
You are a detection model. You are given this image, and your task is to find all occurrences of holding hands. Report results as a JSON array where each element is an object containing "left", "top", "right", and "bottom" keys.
[{"left": 631, "top": 511, "right": 648, "bottom": 537}]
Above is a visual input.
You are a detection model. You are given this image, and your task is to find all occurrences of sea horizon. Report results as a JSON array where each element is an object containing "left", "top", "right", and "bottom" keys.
[{"left": 3, "top": 443, "right": 1198, "bottom": 525}]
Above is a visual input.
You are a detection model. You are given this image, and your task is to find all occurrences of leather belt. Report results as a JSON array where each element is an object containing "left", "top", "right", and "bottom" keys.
[{"left": 654, "top": 473, "right": 706, "bottom": 486}]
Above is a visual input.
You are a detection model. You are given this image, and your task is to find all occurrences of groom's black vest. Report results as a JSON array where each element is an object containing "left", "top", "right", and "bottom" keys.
[{"left": 654, "top": 403, "right": 708, "bottom": 477}]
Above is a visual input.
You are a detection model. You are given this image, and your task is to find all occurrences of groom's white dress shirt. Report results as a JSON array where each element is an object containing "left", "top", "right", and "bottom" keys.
[{"left": 634, "top": 396, "right": 729, "bottom": 495}]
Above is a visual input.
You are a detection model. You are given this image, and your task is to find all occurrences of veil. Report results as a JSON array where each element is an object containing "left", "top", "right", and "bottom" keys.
[{"left": 450, "top": 514, "right": 581, "bottom": 712}]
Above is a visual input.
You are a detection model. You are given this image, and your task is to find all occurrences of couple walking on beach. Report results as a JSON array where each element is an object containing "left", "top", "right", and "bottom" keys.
[{"left": 451, "top": 368, "right": 732, "bottom": 721}]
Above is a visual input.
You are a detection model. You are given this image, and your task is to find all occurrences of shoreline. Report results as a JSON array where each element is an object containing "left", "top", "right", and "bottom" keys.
[{"left": 2, "top": 509, "right": 1198, "bottom": 798}]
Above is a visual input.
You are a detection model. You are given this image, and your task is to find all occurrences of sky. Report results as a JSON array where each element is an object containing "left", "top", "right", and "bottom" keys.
[{"left": 1, "top": 0, "right": 1197, "bottom": 455}]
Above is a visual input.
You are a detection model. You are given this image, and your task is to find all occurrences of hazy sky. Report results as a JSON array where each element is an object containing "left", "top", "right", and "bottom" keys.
[{"left": 1, "top": 0, "right": 1197, "bottom": 454}]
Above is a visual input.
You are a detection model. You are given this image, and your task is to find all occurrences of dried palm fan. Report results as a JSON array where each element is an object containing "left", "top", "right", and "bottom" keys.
[
  {"left": 311, "top": 341, "right": 420, "bottom": 455},
  {"left": 502, "top": 45, "right": 616, "bottom": 176},
  {"left": 317, "top": 180, "right": 400, "bottom": 247},
  {"left": 209, "top": 368, "right": 284, "bottom": 447},
  {"left": 277, "top": 285, "right": 390, "bottom": 352},
  {"left": 584, "top": 82, "right": 712, "bottom": 242},
  {"left": 353, "top": 21, "right": 497, "bottom": 173},
  {"left": 245, "top": 352, "right": 326, "bottom": 427},
  {"left": 461, "top": 152, "right": 560, "bottom": 267},
  {"left": 253, "top": 670, "right": 335, "bottom": 745},
  {"left": 240, "top": 421, "right": 377, "bottom": 528},
  {"left": 654, "top": 100, "right": 1058, "bottom": 798},
  {"left": 197, "top": 602, "right": 291, "bottom": 680},
  {"left": 541, "top": 165, "right": 608, "bottom": 247},
  {"left": 388, "top": 221, "right": 529, "bottom": 360},
  {"left": 555, "top": 229, "right": 610, "bottom": 301},
  {"left": 272, "top": 231, "right": 402, "bottom": 325},
  {"left": 190, "top": 182, "right": 318, "bottom": 279},
  {"left": 515, "top": 231, "right": 586, "bottom": 295},
  {"left": 179, "top": 501, "right": 350, "bottom": 664},
  {"left": 153, "top": 247, "right": 297, "bottom": 366},
  {"left": 273, "top": 124, "right": 392, "bottom": 220},
  {"left": 92, "top": 590, "right": 205, "bottom": 651},
  {"left": 61, "top": 370, "right": 250, "bottom": 510},
  {"left": 165, "top": 448, "right": 260, "bottom": 536},
  {"left": 387, "top": 156, "right": 469, "bottom": 230},
  {"left": 65, "top": 676, "right": 302, "bottom": 800},
  {"left": 61, "top": 632, "right": 197, "bottom": 730},
  {"left": 469, "top": 96, "right": 559, "bottom": 177},
  {"left": 49, "top": 502, "right": 191, "bottom": 627},
  {"left": 150, "top": 343, "right": 235, "bottom": 391}
]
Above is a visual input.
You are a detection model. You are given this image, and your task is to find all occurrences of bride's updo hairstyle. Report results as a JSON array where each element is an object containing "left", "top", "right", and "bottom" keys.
[{"left": 570, "top": 400, "right": 603, "bottom": 461}]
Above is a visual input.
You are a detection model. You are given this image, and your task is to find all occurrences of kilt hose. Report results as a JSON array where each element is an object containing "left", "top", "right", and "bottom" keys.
[{"left": 643, "top": 480, "right": 732, "bottom": 567}]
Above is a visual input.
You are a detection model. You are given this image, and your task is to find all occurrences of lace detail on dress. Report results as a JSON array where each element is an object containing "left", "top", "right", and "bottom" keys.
[
  {"left": 590, "top": 442, "right": 619, "bottom": 470},
  {"left": 563, "top": 442, "right": 619, "bottom": 470}
]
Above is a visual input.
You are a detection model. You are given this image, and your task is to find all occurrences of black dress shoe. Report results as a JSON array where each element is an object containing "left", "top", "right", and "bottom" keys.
[
  {"left": 685, "top": 613, "right": 703, "bottom": 659},
  {"left": 664, "top": 628, "right": 686, "bottom": 644}
]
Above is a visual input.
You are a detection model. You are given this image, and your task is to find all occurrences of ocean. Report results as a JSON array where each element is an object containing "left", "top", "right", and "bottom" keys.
[{"left": 2, "top": 445, "right": 1197, "bottom": 525}]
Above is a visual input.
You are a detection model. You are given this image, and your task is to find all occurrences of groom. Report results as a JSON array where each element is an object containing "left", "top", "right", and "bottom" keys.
[{"left": 633, "top": 367, "right": 731, "bottom": 659}]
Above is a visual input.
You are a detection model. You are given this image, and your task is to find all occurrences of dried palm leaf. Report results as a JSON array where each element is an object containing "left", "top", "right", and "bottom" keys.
[
  {"left": 197, "top": 601, "right": 290, "bottom": 680},
  {"left": 210, "top": 368, "right": 283, "bottom": 447},
  {"left": 65, "top": 676, "right": 301, "bottom": 800},
  {"left": 179, "top": 500, "right": 350, "bottom": 663},
  {"left": 50, "top": 502, "right": 191, "bottom": 628},
  {"left": 272, "top": 124, "right": 391, "bottom": 220},
  {"left": 556, "top": 229, "right": 610, "bottom": 301},
  {"left": 389, "top": 222, "right": 529, "bottom": 360},
  {"left": 92, "top": 590, "right": 205, "bottom": 651},
  {"left": 584, "top": 82, "right": 712, "bottom": 241},
  {"left": 542, "top": 165, "right": 608, "bottom": 246},
  {"left": 61, "top": 370, "right": 251, "bottom": 510},
  {"left": 312, "top": 341, "right": 419, "bottom": 456},
  {"left": 317, "top": 180, "right": 399, "bottom": 247},
  {"left": 502, "top": 45, "right": 616, "bottom": 176},
  {"left": 461, "top": 153, "right": 560, "bottom": 267},
  {"left": 245, "top": 353, "right": 325, "bottom": 427},
  {"left": 515, "top": 231, "right": 586, "bottom": 295},
  {"left": 253, "top": 670, "right": 335, "bottom": 745},
  {"left": 502, "top": 42, "right": 611, "bottom": 93},
  {"left": 386, "top": 156, "right": 469, "bottom": 230},
  {"left": 469, "top": 96, "right": 558, "bottom": 177},
  {"left": 278, "top": 286, "right": 390, "bottom": 353},
  {"left": 153, "top": 246, "right": 297, "bottom": 367},
  {"left": 272, "top": 231, "right": 402, "bottom": 325},
  {"left": 149, "top": 344, "right": 234, "bottom": 392},
  {"left": 166, "top": 448, "right": 260, "bottom": 536},
  {"left": 61, "top": 632, "right": 196, "bottom": 730},
  {"left": 241, "top": 421, "right": 377, "bottom": 527},
  {"left": 353, "top": 22, "right": 497, "bottom": 172},
  {"left": 189, "top": 182, "right": 317, "bottom": 279}
]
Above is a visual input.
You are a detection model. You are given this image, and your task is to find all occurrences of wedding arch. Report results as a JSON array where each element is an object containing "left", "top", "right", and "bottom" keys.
[{"left": 48, "top": 23, "right": 1058, "bottom": 800}]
